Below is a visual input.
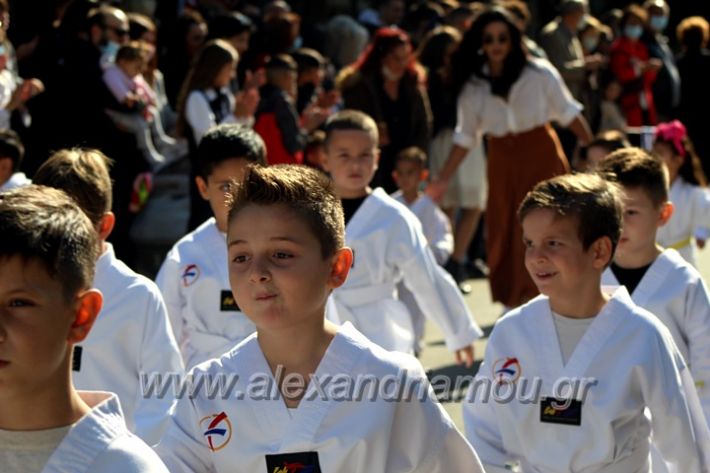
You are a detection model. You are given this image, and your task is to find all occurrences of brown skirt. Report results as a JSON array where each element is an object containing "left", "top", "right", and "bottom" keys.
[{"left": 485, "top": 123, "right": 570, "bottom": 307}]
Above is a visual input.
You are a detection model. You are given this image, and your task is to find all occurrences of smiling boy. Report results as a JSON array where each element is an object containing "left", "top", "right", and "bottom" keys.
[
  {"left": 463, "top": 173, "right": 710, "bottom": 472},
  {"left": 156, "top": 164, "right": 484, "bottom": 472}
]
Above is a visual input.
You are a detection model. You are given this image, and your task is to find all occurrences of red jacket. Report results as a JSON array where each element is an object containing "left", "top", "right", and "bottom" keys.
[
  {"left": 609, "top": 37, "right": 658, "bottom": 126},
  {"left": 254, "top": 84, "right": 304, "bottom": 165}
]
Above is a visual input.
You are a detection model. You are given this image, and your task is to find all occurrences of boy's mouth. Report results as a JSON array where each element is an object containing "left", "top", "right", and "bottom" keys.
[
  {"left": 255, "top": 293, "right": 277, "bottom": 301},
  {"left": 0, "top": 360, "right": 9, "bottom": 368},
  {"left": 534, "top": 271, "right": 557, "bottom": 280}
]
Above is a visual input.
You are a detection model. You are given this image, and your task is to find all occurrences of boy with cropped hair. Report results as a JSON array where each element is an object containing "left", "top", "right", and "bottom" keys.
[
  {"left": 464, "top": 172, "right": 710, "bottom": 472},
  {"left": 156, "top": 164, "right": 485, "bottom": 472},
  {"left": 0, "top": 185, "right": 168, "bottom": 472},
  {"left": 322, "top": 109, "right": 481, "bottom": 362},
  {"left": 156, "top": 123, "right": 266, "bottom": 369},
  {"left": 0, "top": 129, "right": 29, "bottom": 192},
  {"left": 33, "top": 147, "right": 183, "bottom": 444},
  {"left": 598, "top": 147, "right": 710, "bottom": 425}
]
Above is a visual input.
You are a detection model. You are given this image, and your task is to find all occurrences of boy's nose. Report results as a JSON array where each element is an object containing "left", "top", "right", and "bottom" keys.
[{"left": 249, "top": 259, "right": 272, "bottom": 283}]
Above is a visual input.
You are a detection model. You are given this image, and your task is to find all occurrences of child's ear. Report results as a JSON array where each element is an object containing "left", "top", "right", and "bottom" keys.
[
  {"left": 591, "top": 236, "right": 613, "bottom": 269},
  {"left": 67, "top": 289, "right": 103, "bottom": 344},
  {"left": 328, "top": 247, "right": 353, "bottom": 289},
  {"left": 659, "top": 201, "right": 674, "bottom": 226},
  {"left": 196, "top": 176, "right": 210, "bottom": 201},
  {"left": 97, "top": 212, "right": 116, "bottom": 241}
]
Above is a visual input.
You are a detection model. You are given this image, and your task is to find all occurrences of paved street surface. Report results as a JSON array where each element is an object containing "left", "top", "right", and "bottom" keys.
[{"left": 419, "top": 247, "right": 710, "bottom": 430}]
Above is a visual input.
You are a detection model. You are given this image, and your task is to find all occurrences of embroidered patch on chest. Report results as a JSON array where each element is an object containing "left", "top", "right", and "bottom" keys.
[
  {"left": 220, "top": 290, "right": 240, "bottom": 311},
  {"left": 540, "top": 397, "right": 582, "bottom": 426},
  {"left": 265, "top": 451, "right": 322, "bottom": 473}
]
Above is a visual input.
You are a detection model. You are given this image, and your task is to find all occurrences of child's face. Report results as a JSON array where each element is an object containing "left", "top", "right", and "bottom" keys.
[
  {"left": 605, "top": 80, "right": 622, "bottom": 101},
  {"left": 214, "top": 60, "right": 237, "bottom": 89},
  {"left": 615, "top": 186, "right": 668, "bottom": 260},
  {"left": 522, "top": 208, "right": 604, "bottom": 300},
  {"left": 653, "top": 141, "right": 682, "bottom": 181},
  {"left": 227, "top": 204, "right": 351, "bottom": 332},
  {"left": 585, "top": 145, "right": 610, "bottom": 170},
  {"left": 118, "top": 58, "right": 144, "bottom": 78},
  {"left": 230, "top": 31, "right": 250, "bottom": 56},
  {"left": 322, "top": 130, "right": 379, "bottom": 197},
  {"left": 196, "top": 158, "right": 250, "bottom": 233},
  {"left": 392, "top": 160, "right": 426, "bottom": 195},
  {"left": 0, "top": 256, "right": 101, "bottom": 401}
]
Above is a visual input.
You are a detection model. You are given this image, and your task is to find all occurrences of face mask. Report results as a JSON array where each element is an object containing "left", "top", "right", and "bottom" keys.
[
  {"left": 649, "top": 15, "right": 668, "bottom": 32},
  {"left": 381, "top": 65, "right": 404, "bottom": 81},
  {"left": 582, "top": 35, "right": 599, "bottom": 51},
  {"left": 624, "top": 24, "right": 643, "bottom": 40},
  {"left": 101, "top": 40, "right": 120, "bottom": 59}
]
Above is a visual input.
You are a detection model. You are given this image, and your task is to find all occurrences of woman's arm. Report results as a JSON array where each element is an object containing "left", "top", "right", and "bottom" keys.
[{"left": 567, "top": 114, "right": 593, "bottom": 147}]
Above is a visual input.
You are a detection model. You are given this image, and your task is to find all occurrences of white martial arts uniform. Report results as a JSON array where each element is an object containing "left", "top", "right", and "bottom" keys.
[
  {"left": 156, "top": 217, "right": 256, "bottom": 369},
  {"left": 72, "top": 244, "right": 182, "bottom": 444},
  {"left": 42, "top": 391, "right": 169, "bottom": 472},
  {"left": 602, "top": 248, "right": 710, "bottom": 425},
  {"left": 156, "top": 322, "right": 485, "bottom": 473},
  {"left": 392, "top": 190, "right": 454, "bottom": 353},
  {"left": 327, "top": 188, "right": 481, "bottom": 353},
  {"left": 657, "top": 178, "right": 710, "bottom": 266},
  {"left": 0, "top": 171, "right": 31, "bottom": 192},
  {"left": 464, "top": 287, "right": 710, "bottom": 473}
]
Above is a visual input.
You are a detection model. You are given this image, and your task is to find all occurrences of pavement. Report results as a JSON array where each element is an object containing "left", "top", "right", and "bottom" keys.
[{"left": 418, "top": 246, "right": 710, "bottom": 430}]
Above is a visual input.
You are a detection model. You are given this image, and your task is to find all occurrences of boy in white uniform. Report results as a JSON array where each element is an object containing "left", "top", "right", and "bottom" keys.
[
  {"left": 464, "top": 173, "right": 710, "bottom": 472},
  {"left": 156, "top": 164, "right": 484, "bottom": 472},
  {"left": 321, "top": 110, "right": 481, "bottom": 361},
  {"left": 0, "top": 186, "right": 168, "bottom": 472},
  {"left": 156, "top": 124, "right": 266, "bottom": 369},
  {"left": 32, "top": 148, "right": 183, "bottom": 444},
  {"left": 391, "top": 146, "right": 454, "bottom": 354},
  {"left": 598, "top": 148, "right": 710, "bottom": 424}
]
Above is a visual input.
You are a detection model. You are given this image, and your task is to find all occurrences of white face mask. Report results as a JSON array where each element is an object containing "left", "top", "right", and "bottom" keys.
[
  {"left": 381, "top": 65, "right": 404, "bottom": 81},
  {"left": 101, "top": 40, "right": 120, "bottom": 59},
  {"left": 582, "top": 35, "right": 599, "bottom": 52}
]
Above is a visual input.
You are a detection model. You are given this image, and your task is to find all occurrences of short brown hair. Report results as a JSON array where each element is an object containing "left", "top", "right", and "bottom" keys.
[
  {"left": 596, "top": 147, "right": 669, "bottom": 207},
  {"left": 518, "top": 173, "right": 623, "bottom": 259},
  {"left": 395, "top": 146, "right": 427, "bottom": 168},
  {"left": 115, "top": 42, "right": 144, "bottom": 63},
  {"left": 227, "top": 164, "right": 344, "bottom": 258},
  {"left": 33, "top": 148, "right": 113, "bottom": 227},
  {"left": 620, "top": 4, "right": 648, "bottom": 28},
  {"left": 0, "top": 185, "right": 98, "bottom": 300},
  {"left": 323, "top": 109, "right": 379, "bottom": 147},
  {"left": 677, "top": 16, "right": 709, "bottom": 50}
]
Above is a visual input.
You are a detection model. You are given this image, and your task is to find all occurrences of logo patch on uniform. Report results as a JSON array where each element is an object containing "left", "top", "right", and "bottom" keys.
[
  {"left": 265, "top": 451, "right": 322, "bottom": 473},
  {"left": 72, "top": 346, "right": 83, "bottom": 371},
  {"left": 182, "top": 264, "right": 200, "bottom": 287},
  {"left": 492, "top": 357, "right": 521, "bottom": 384},
  {"left": 220, "top": 290, "right": 240, "bottom": 311},
  {"left": 201, "top": 411, "right": 232, "bottom": 451},
  {"left": 540, "top": 397, "right": 582, "bottom": 426}
]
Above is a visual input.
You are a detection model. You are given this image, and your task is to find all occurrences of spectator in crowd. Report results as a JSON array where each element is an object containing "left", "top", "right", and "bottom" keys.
[
  {"left": 676, "top": 16, "right": 710, "bottom": 175},
  {"left": 609, "top": 5, "right": 661, "bottom": 126},
  {"left": 598, "top": 67, "right": 627, "bottom": 132},
  {"left": 359, "top": 0, "right": 406, "bottom": 33},
  {"left": 0, "top": 128, "right": 28, "bottom": 191},
  {"left": 444, "top": 3, "right": 480, "bottom": 34},
  {"left": 578, "top": 15, "right": 610, "bottom": 129},
  {"left": 161, "top": 10, "right": 208, "bottom": 108},
  {"left": 643, "top": 0, "right": 680, "bottom": 122},
  {"left": 430, "top": 7, "right": 592, "bottom": 309},
  {"left": 292, "top": 47, "right": 326, "bottom": 115},
  {"left": 401, "top": 2, "right": 444, "bottom": 47},
  {"left": 323, "top": 14, "right": 370, "bottom": 70},
  {"left": 207, "top": 11, "right": 255, "bottom": 92},
  {"left": 577, "top": 129, "right": 630, "bottom": 171},
  {"left": 501, "top": 0, "right": 548, "bottom": 59},
  {"left": 337, "top": 27, "right": 432, "bottom": 192}
]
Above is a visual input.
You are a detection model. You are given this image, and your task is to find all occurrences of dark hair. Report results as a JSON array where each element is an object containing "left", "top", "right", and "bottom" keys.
[
  {"left": 501, "top": 0, "right": 530, "bottom": 25},
  {"left": 416, "top": 26, "right": 462, "bottom": 77},
  {"left": 584, "top": 130, "right": 631, "bottom": 159},
  {"left": 128, "top": 13, "right": 156, "bottom": 41},
  {"left": 0, "top": 185, "right": 99, "bottom": 300},
  {"left": 677, "top": 16, "right": 710, "bottom": 51},
  {"left": 519, "top": 173, "right": 623, "bottom": 262},
  {"left": 227, "top": 164, "right": 344, "bottom": 258},
  {"left": 654, "top": 126, "right": 707, "bottom": 187},
  {"left": 292, "top": 48, "right": 325, "bottom": 75},
  {"left": 175, "top": 39, "right": 238, "bottom": 138},
  {"left": 597, "top": 147, "right": 669, "bottom": 207},
  {"left": 196, "top": 124, "right": 266, "bottom": 180},
  {"left": 451, "top": 7, "right": 528, "bottom": 99},
  {"left": 263, "top": 12, "right": 301, "bottom": 56},
  {"left": 395, "top": 146, "right": 427, "bottom": 168},
  {"left": 0, "top": 129, "right": 24, "bottom": 171},
  {"left": 208, "top": 12, "right": 254, "bottom": 40},
  {"left": 353, "top": 27, "right": 423, "bottom": 87},
  {"left": 265, "top": 53, "right": 297, "bottom": 72},
  {"left": 33, "top": 148, "right": 114, "bottom": 227},
  {"left": 619, "top": 4, "right": 648, "bottom": 29},
  {"left": 323, "top": 109, "right": 379, "bottom": 147},
  {"left": 115, "top": 43, "right": 144, "bottom": 63}
]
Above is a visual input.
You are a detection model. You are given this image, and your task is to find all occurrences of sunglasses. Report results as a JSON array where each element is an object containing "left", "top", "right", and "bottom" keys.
[
  {"left": 106, "top": 25, "right": 129, "bottom": 37},
  {"left": 483, "top": 34, "right": 510, "bottom": 45}
]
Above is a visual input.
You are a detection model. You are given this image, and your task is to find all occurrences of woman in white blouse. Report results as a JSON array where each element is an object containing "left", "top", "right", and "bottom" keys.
[{"left": 430, "top": 7, "right": 593, "bottom": 309}]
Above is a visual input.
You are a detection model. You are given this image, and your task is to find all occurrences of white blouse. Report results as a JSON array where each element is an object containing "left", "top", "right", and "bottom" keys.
[
  {"left": 185, "top": 88, "right": 253, "bottom": 144},
  {"left": 453, "top": 58, "right": 583, "bottom": 149}
]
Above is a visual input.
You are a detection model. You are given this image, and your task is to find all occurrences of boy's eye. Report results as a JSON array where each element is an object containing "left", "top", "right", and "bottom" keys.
[
  {"left": 8, "top": 298, "right": 33, "bottom": 308},
  {"left": 273, "top": 252, "right": 293, "bottom": 259},
  {"left": 523, "top": 240, "right": 533, "bottom": 248},
  {"left": 547, "top": 241, "right": 561, "bottom": 247},
  {"left": 232, "top": 255, "right": 249, "bottom": 263},
  {"left": 219, "top": 183, "right": 232, "bottom": 193}
]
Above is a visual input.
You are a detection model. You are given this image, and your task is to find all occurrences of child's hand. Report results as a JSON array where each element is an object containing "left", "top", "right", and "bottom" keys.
[
  {"left": 425, "top": 176, "right": 449, "bottom": 203},
  {"left": 243, "top": 69, "right": 265, "bottom": 91},
  {"left": 302, "top": 102, "right": 329, "bottom": 131},
  {"left": 455, "top": 345, "right": 475, "bottom": 368},
  {"left": 235, "top": 87, "right": 259, "bottom": 118}
]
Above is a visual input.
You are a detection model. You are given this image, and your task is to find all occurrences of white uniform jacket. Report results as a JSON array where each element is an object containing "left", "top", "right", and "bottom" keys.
[
  {"left": 657, "top": 178, "right": 710, "bottom": 266},
  {"left": 43, "top": 391, "right": 169, "bottom": 472},
  {"left": 464, "top": 287, "right": 710, "bottom": 473},
  {"left": 72, "top": 244, "right": 183, "bottom": 444},
  {"left": 156, "top": 322, "right": 485, "bottom": 473},
  {"left": 602, "top": 248, "right": 710, "bottom": 426},
  {"left": 391, "top": 190, "right": 453, "bottom": 265},
  {"left": 327, "top": 188, "right": 481, "bottom": 353},
  {"left": 156, "top": 218, "right": 256, "bottom": 369}
]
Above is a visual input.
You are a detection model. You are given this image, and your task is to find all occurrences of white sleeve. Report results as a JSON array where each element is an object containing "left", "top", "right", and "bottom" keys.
[
  {"left": 692, "top": 187, "right": 710, "bottom": 229},
  {"left": 133, "top": 284, "right": 185, "bottom": 444},
  {"left": 155, "top": 395, "right": 215, "bottom": 473},
  {"left": 389, "top": 214, "right": 482, "bottom": 351},
  {"left": 423, "top": 428, "right": 485, "bottom": 473},
  {"left": 425, "top": 205, "right": 454, "bottom": 266},
  {"left": 452, "top": 82, "right": 481, "bottom": 150},
  {"left": 185, "top": 91, "right": 216, "bottom": 144},
  {"left": 684, "top": 278, "right": 710, "bottom": 426},
  {"left": 540, "top": 59, "right": 583, "bottom": 127},
  {"left": 155, "top": 253, "right": 186, "bottom": 350}
]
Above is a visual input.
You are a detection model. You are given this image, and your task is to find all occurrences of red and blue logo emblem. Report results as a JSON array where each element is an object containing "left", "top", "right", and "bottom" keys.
[
  {"left": 201, "top": 411, "right": 232, "bottom": 452},
  {"left": 182, "top": 264, "right": 200, "bottom": 287},
  {"left": 492, "top": 357, "right": 521, "bottom": 384}
]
